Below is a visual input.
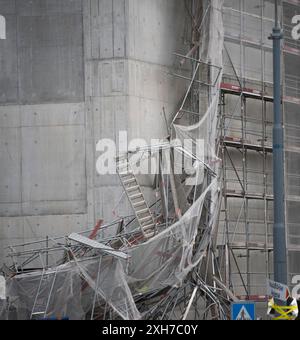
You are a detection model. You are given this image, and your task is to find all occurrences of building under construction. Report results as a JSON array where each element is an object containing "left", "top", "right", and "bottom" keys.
[{"left": 0, "top": 0, "right": 299, "bottom": 320}]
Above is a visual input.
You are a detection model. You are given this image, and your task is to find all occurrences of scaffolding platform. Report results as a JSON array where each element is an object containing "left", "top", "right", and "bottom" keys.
[
  {"left": 220, "top": 83, "right": 274, "bottom": 102},
  {"left": 222, "top": 137, "right": 273, "bottom": 153},
  {"left": 224, "top": 190, "right": 274, "bottom": 201},
  {"left": 227, "top": 242, "right": 273, "bottom": 251}
]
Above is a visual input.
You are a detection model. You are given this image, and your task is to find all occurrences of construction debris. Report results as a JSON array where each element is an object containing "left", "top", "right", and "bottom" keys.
[{"left": 0, "top": 0, "right": 234, "bottom": 320}]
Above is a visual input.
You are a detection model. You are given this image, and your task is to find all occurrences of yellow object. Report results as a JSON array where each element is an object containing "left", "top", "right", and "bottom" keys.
[{"left": 268, "top": 299, "right": 298, "bottom": 320}]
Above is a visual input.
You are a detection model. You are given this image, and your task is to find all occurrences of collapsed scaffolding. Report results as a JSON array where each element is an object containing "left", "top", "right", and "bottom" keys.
[{"left": 0, "top": 0, "right": 233, "bottom": 320}]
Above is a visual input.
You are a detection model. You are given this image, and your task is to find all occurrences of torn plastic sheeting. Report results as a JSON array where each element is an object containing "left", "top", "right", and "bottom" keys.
[
  {"left": 3, "top": 256, "right": 140, "bottom": 320},
  {"left": 174, "top": 91, "right": 220, "bottom": 155},
  {"left": 74, "top": 256, "right": 141, "bottom": 320},
  {"left": 4, "top": 263, "right": 85, "bottom": 320},
  {"left": 126, "top": 179, "right": 219, "bottom": 294},
  {"left": 74, "top": 179, "right": 219, "bottom": 319},
  {"left": 3, "top": 178, "right": 219, "bottom": 321}
]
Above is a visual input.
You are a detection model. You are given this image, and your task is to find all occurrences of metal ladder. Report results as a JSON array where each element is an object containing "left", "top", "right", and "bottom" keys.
[
  {"left": 30, "top": 268, "right": 58, "bottom": 319},
  {"left": 116, "top": 156, "right": 156, "bottom": 239}
]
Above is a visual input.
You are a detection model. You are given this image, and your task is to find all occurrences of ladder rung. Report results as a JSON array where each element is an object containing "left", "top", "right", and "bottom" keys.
[
  {"left": 117, "top": 162, "right": 129, "bottom": 169},
  {"left": 133, "top": 201, "right": 146, "bottom": 208},
  {"left": 32, "top": 311, "right": 45, "bottom": 316},
  {"left": 119, "top": 171, "right": 133, "bottom": 176},
  {"left": 117, "top": 167, "right": 129, "bottom": 173},
  {"left": 127, "top": 185, "right": 140, "bottom": 192},
  {"left": 139, "top": 216, "right": 153, "bottom": 223},
  {"left": 129, "top": 193, "right": 143, "bottom": 200},
  {"left": 136, "top": 208, "right": 149, "bottom": 215},
  {"left": 116, "top": 161, "right": 129, "bottom": 167},
  {"left": 143, "top": 223, "right": 155, "bottom": 230},
  {"left": 144, "top": 231, "right": 155, "bottom": 238},
  {"left": 123, "top": 178, "right": 136, "bottom": 185},
  {"left": 116, "top": 155, "right": 128, "bottom": 161}
]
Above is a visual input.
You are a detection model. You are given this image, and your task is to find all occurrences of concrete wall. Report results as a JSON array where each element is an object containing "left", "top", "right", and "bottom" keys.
[
  {"left": 84, "top": 0, "right": 188, "bottom": 226},
  {"left": 0, "top": 0, "right": 188, "bottom": 265}
]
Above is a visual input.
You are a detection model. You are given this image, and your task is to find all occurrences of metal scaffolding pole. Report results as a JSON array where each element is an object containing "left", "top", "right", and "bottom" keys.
[{"left": 271, "top": 0, "right": 287, "bottom": 285}]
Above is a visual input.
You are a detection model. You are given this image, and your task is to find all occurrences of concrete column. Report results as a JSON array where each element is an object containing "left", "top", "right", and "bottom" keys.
[{"left": 83, "top": 0, "right": 188, "bottom": 225}]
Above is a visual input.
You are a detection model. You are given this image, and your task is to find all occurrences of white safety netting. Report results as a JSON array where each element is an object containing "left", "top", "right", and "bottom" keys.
[
  {"left": 3, "top": 258, "right": 140, "bottom": 320},
  {"left": 126, "top": 179, "right": 219, "bottom": 292},
  {"left": 1, "top": 178, "right": 218, "bottom": 320},
  {"left": 174, "top": 0, "right": 223, "bottom": 184}
]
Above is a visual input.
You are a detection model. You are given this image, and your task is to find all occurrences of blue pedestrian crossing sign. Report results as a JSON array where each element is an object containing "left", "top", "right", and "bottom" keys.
[{"left": 231, "top": 302, "right": 256, "bottom": 320}]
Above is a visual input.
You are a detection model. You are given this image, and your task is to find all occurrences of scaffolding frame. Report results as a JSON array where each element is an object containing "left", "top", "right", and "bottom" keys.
[
  {"left": 218, "top": 0, "right": 277, "bottom": 298},
  {"left": 219, "top": 0, "right": 300, "bottom": 299}
]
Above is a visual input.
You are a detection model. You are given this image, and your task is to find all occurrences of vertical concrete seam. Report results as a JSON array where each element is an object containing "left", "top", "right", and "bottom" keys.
[
  {"left": 123, "top": 0, "right": 127, "bottom": 58},
  {"left": 112, "top": 0, "right": 115, "bottom": 58},
  {"left": 15, "top": 0, "right": 23, "bottom": 218},
  {"left": 81, "top": 0, "right": 89, "bottom": 216}
]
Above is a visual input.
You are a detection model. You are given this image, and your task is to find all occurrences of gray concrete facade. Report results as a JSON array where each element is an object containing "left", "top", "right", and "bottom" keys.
[{"left": 0, "top": 0, "right": 188, "bottom": 265}]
